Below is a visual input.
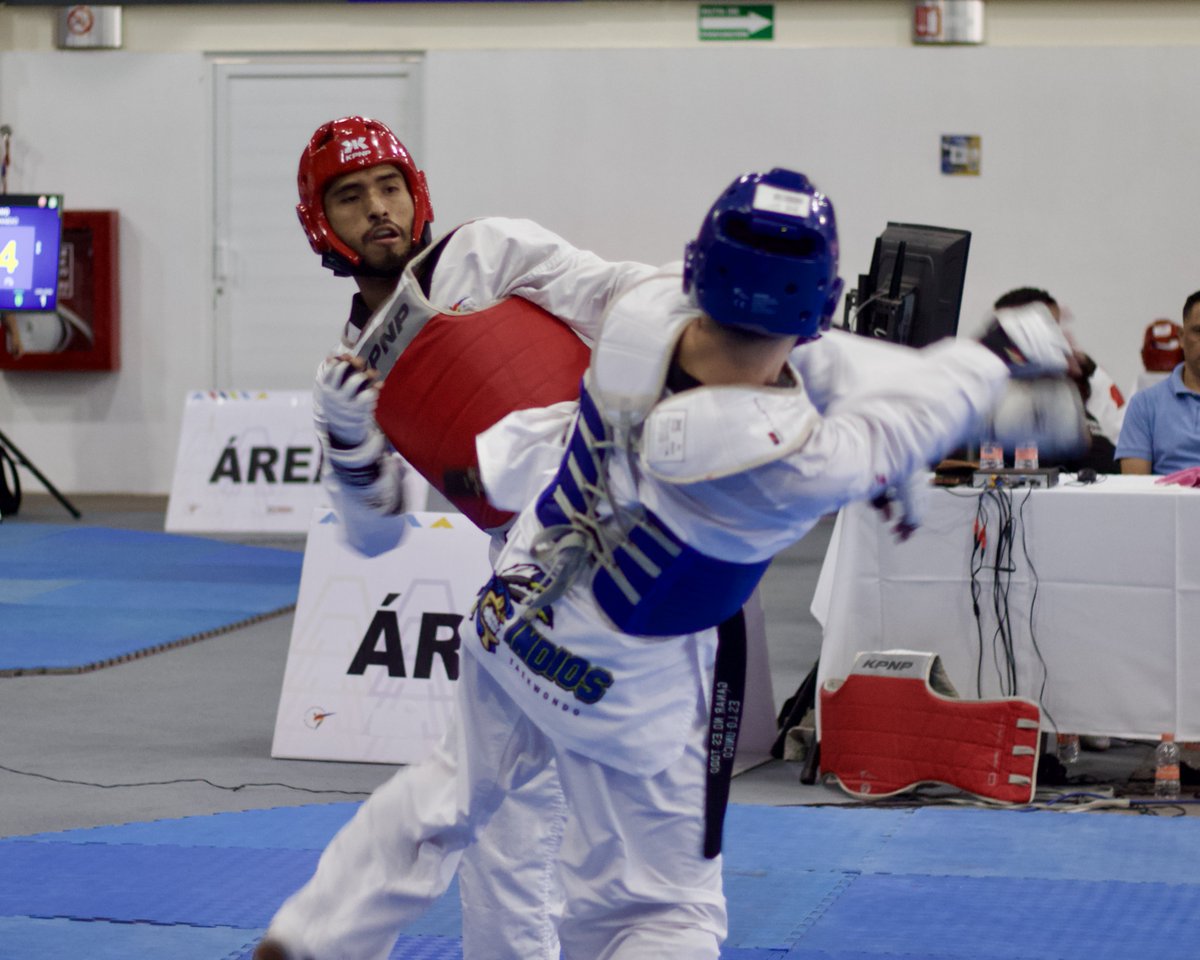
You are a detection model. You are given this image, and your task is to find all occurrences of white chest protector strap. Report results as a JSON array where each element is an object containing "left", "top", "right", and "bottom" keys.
[
  {"left": 819, "top": 650, "right": 1041, "bottom": 804},
  {"left": 350, "top": 241, "right": 446, "bottom": 377}
]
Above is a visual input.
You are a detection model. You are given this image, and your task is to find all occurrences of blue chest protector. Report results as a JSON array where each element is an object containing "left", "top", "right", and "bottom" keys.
[{"left": 533, "top": 382, "right": 770, "bottom": 637}]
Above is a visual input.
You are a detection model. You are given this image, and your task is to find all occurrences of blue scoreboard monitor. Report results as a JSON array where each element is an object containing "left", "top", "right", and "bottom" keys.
[{"left": 0, "top": 194, "right": 65, "bottom": 312}]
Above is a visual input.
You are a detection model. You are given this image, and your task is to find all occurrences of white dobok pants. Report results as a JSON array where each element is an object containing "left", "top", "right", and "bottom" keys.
[{"left": 265, "top": 655, "right": 726, "bottom": 960}]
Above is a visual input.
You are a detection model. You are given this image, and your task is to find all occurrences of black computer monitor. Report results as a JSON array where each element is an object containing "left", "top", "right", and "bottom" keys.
[
  {"left": 0, "top": 194, "right": 65, "bottom": 312},
  {"left": 846, "top": 222, "right": 971, "bottom": 348}
]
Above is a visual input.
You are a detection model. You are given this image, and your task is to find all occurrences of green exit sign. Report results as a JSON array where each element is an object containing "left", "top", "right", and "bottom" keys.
[{"left": 699, "top": 4, "right": 774, "bottom": 41}]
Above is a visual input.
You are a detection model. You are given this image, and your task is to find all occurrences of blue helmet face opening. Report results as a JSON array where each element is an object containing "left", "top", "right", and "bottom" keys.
[{"left": 683, "top": 169, "right": 843, "bottom": 340}]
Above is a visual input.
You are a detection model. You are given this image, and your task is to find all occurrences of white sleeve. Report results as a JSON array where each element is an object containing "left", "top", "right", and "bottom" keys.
[
  {"left": 775, "top": 339, "right": 1008, "bottom": 503},
  {"left": 476, "top": 400, "right": 577, "bottom": 512},
  {"left": 789, "top": 326, "right": 960, "bottom": 413},
  {"left": 644, "top": 339, "right": 1009, "bottom": 562},
  {"left": 427, "top": 217, "right": 657, "bottom": 343}
]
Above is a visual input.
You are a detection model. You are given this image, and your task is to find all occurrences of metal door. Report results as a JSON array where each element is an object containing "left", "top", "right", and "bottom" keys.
[{"left": 212, "top": 56, "right": 423, "bottom": 389}]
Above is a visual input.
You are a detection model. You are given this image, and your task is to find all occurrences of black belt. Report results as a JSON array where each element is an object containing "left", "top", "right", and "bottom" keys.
[{"left": 703, "top": 608, "right": 747, "bottom": 859}]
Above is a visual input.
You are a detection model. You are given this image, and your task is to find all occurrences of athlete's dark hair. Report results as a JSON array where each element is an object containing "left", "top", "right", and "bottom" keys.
[
  {"left": 993, "top": 287, "right": 1057, "bottom": 311},
  {"left": 1182, "top": 290, "right": 1200, "bottom": 322}
]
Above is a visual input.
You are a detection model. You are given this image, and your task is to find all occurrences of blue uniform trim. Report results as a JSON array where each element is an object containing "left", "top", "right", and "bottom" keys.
[{"left": 534, "top": 381, "right": 770, "bottom": 637}]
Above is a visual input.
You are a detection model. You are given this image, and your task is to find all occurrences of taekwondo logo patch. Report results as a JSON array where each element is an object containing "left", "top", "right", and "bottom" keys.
[
  {"left": 340, "top": 136, "right": 372, "bottom": 163},
  {"left": 474, "top": 567, "right": 546, "bottom": 653},
  {"left": 472, "top": 565, "right": 614, "bottom": 706},
  {"left": 304, "top": 706, "right": 335, "bottom": 729}
]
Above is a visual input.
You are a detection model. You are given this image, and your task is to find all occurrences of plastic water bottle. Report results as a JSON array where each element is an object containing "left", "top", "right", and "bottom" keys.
[
  {"left": 1056, "top": 732, "right": 1080, "bottom": 765},
  {"left": 1014, "top": 439, "right": 1039, "bottom": 470},
  {"left": 978, "top": 440, "right": 1004, "bottom": 471},
  {"left": 1155, "top": 734, "right": 1181, "bottom": 800}
]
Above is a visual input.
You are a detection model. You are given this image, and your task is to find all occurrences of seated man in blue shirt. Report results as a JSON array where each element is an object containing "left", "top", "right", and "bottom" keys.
[{"left": 1116, "top": 289, "right": 1200, "bottom": 474}]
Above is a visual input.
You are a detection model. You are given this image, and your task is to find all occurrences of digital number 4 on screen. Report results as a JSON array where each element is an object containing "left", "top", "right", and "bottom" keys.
[{"left": 0, "top": 194, "right": 65, "bottom": 312}]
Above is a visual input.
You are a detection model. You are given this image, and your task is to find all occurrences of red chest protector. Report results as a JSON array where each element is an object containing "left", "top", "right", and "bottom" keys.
[
  {"left": 368, "top": 295, "right": 590, "bottom": 531},
  {"left": 819, "top": 650, "right": 1041, "bottom": 804}
]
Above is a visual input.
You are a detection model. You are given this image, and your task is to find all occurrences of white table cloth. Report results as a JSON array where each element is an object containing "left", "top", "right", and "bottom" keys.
[{"left": 812, "top": 475, "right": 1200, "bottom": 739}]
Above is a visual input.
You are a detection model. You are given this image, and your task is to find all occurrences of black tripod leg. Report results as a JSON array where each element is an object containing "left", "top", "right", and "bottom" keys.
[{"left": 0, "top": 429, "right": 81, "bottom": 519}]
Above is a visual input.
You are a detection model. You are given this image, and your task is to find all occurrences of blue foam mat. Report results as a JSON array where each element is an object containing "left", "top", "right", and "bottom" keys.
[
  {"left": 23, "top": 802, "right": 363, "bottom": 850},
  {"left": 724, "top": 868, "right": 854, "bottom": 949},
  {"left": 864, "top": 805, "right": 1200, "bottom": 883},
  {"left": 722, "top": 805, "right": 909, "bottom": 874},
  {"left": 0, "top": 917, "right": 259, "bottom": 960},
  {"left": 229, "top": 936, "right": 786, "bottom": 960},
  {"left": 800, "top": 872, "right": 1200, "bottom": 960},
  {"left": 7, "top": 803, "right": 1200, "bottom": 959},
  {"left": 0, "top": 524, "right": 302, "bottom": 671},
  {"left": 0, "top": 525, "right": 302, "bottom": 578},
  {"left": 0, "top": 841, "right": 319, "bottom": 928}
]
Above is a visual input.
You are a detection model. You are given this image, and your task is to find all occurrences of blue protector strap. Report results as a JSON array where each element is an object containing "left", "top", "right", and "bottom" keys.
[
  {"left": 535, "top": 383, "right": 770, "bottom": 637},
  {"left": 592, "top": 523, "right": 769, "bottom": 636}
]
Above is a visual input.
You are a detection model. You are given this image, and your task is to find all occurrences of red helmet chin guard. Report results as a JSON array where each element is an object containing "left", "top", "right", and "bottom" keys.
[
  {"left": 1142, "top": 318, "right": 1183, "bottom": 372},
  {"left": 296, "top": 116, "right": 434, "bottom": 275}
]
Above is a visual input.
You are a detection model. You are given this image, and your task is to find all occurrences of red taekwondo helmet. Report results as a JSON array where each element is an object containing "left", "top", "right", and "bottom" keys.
[
  {"left": 1142, "top": 318, "right": 1184, "bottom": 372},
  {"left": 683, "top": 168, "right": 843, "bottom": 341},
  {"left": 296, "top": 116, "right": 434, "bottom": 276}
]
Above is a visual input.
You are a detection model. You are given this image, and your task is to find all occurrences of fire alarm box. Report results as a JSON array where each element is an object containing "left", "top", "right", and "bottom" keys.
[{"left": 0, "top": 209, "right": 119, "bottom": 371}]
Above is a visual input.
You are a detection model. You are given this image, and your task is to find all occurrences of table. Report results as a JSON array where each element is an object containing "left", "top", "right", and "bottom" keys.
[{"left": 812, "top": 475, "right": 1200, "bottom": 740}]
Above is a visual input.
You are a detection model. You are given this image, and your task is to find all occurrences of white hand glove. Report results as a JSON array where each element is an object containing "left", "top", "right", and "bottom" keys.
[
  {"left": 871, "top": 471, "right": 929, "bottom": 542},
  {"left": 313, "top": 356, "right": 405, "bottom": 514},
  {"left": 985, "top": 377, "right": 1089, "bottom": 459},
  {"left": 315, "top": 356, "right": 380, "bottom": 448},
  {"left": 980, "top": 303, "right": 1072, "bottom": 378}
]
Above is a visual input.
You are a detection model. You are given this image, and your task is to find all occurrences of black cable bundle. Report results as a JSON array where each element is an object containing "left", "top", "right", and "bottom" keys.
[
  {"left": 968, "top": 487, "right": 1016, "bottom": 696},
  {"left": 967, "top": 485, "right": 1053, "bottom": 727}
]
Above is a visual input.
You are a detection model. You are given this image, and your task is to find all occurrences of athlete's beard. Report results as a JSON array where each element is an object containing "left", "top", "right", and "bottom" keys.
[{"left": 352, "top": 246, "right": 415, "bottom": 280}]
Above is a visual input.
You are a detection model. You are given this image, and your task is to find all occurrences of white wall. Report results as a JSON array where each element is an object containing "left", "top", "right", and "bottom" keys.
[
  {"left": 0, "top": 51, "right": 210, "bottom": 494},
  {"left": 422, "top": 45, "right": 1199, "bottom": 376},
  {"left": 1, "top": 1, "right": 1199, "bottom": 493}
]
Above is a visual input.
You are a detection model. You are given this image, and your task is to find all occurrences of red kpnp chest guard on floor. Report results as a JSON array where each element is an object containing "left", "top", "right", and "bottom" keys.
[
  {"left": 819, "top": 650, "right": 1041, "bottom": 804},
  {"left": 373, "top": 296, "right": 590, "bottom": 531}
]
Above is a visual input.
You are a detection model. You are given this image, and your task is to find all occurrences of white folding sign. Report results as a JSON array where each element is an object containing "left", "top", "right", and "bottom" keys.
[
  {"left": 271, "top": 509, "right": 493, "bottom": 765},
  {"left": 166, "top": 390, "right": 428, "bottom": 534}
]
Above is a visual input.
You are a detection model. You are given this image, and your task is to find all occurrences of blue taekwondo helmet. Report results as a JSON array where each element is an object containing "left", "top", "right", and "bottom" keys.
[{"left": 682, "top": 168, "right": 843, "bottom": 340}]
